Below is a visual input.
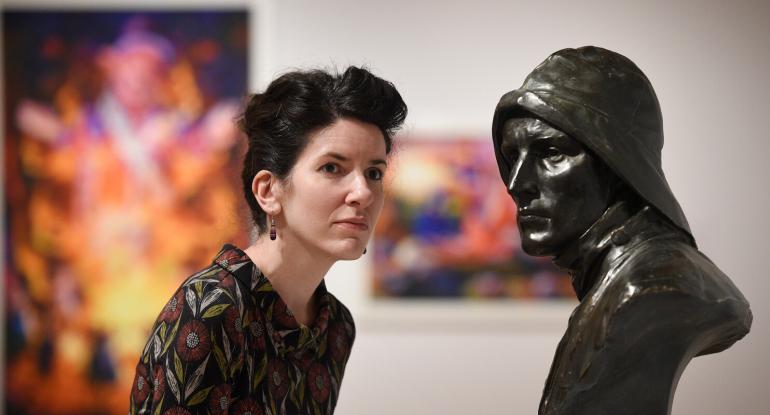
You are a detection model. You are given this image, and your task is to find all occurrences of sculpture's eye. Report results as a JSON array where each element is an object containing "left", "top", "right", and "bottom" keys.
[
  {"left": 503, "top": 147, "right": 519, "bottom": 164},
  {"left": 544, "top": 147, "right": 565, "bottom": 163}
]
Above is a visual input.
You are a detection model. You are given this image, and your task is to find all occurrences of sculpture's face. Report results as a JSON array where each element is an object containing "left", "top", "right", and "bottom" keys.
[{"left": 500, "top": 117, "right": 612, "bottom": 257}]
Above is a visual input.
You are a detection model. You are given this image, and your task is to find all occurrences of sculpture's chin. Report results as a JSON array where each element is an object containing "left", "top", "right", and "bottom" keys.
[{"left": 520, "top": 238, "right": 556, "bottom": 258}]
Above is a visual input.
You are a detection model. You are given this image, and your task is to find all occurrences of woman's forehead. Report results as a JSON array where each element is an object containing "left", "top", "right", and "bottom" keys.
[{"left": 301, "top": 119, "right": 386, "bottom": 158}]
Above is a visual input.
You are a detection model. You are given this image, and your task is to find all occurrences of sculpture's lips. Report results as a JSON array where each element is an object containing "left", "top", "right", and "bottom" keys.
[
  {"left": 517, "top": 208, "right": 550, "bottom": 227},
  {"left": 517, "top": 208, "right": 549, "bottom": 219}
]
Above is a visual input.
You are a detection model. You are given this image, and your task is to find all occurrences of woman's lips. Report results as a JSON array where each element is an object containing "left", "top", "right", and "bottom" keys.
[{"left": 334, "top": 221, "right": 369, "bottom": 231}]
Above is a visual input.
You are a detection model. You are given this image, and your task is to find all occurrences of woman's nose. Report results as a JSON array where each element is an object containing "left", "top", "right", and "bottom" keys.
[{"left": 345, "top": 172, "right": 374, "bottom": 207}]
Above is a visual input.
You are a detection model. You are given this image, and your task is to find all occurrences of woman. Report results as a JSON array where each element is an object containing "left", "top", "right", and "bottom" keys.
[{"left": 129, "top": 66, "right": 407, "bottom": 415}]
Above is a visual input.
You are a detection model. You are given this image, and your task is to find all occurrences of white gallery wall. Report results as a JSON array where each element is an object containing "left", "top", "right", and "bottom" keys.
[{"left": 253, "top": 0, "right": 770, "bottom": 414}]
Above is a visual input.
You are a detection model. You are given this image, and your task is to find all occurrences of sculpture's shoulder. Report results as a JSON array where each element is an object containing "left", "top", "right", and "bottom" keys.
[
  {"left": 539, "top": 213, "right": 751, "bottom": 415},
  {"left": 617, "top": 233, "right": 737, "bottom": 298},
  {"left": 604, "top": 227, "right": 752, "bottom": 355}
]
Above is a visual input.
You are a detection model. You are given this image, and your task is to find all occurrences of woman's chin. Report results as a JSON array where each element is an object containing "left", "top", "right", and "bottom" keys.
[
  {"left": 336, "top": 249, "right": 365, "bottom": 261},
  {"left": 330, "top": 241, "right": 367, "bottom": 261}
]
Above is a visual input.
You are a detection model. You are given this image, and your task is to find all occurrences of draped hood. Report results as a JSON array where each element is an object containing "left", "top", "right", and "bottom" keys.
[{"left": 492, "top": 46, "right": 692, "bottom": 240}]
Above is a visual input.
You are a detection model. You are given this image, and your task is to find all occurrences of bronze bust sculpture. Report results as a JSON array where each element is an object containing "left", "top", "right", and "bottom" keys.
[{"left": 492, "top": 46, "right": 752, "bottom": 414}]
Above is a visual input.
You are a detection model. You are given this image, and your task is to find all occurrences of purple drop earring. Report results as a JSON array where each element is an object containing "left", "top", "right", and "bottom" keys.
[{"left": 269, "top": 215, "right": 276, "bottom": 241}]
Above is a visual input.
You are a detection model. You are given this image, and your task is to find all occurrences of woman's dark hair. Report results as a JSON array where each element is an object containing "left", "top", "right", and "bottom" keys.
[{"left": 238, "top": 66, "right": 408, "bottom": 233}]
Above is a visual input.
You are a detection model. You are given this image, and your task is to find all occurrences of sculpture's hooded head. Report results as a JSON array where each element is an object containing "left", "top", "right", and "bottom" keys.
[{"left": 492, "top": 46, "right": 692, "bottom": 246}]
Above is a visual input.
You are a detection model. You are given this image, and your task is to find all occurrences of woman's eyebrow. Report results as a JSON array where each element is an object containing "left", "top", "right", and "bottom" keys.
[
  {"left": 322, "top": 152, "right": 387, "bottom": 167},
  {"left": 323, "top": 152, "right": 348, "bottom": 161},
  {"left": 371, "top": 159, "right": 387, "bottom": 166}
]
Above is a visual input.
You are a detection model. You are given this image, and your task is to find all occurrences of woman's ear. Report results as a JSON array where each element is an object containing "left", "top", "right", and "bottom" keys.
[{"left": 252, "top": 170, "right": 283, "bottom": 216}]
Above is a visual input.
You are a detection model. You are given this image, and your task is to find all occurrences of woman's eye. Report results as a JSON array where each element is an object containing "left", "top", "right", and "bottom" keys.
[
  {"left": 320, "top": 163, "right": 339, "bottom": 174},
  {"left": 366, "top": 168, "right": 384, "bottom": 181}
]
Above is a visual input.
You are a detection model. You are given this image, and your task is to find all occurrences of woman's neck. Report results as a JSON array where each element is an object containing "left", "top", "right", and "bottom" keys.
[{"left": 243, "top": 234, "right": 334, "bottom": 326}]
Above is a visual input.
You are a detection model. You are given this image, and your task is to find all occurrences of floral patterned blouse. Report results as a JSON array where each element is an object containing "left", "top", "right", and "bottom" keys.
[{"left": 129, "top": 245, "right": 356, "bottom": 415}]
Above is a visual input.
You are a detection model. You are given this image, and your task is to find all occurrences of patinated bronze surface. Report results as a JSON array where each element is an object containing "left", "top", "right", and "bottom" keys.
[{"left": 492, "top": 46, "right": 752, "bottom": 415}]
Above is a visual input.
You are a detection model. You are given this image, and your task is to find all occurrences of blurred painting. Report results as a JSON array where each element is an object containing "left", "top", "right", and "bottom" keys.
[
  {"left": 373, "top": 140, "right": 572, "bottom": 299},
  {"left": 3, "top": 10, "right": 249, "bottom": 413}
]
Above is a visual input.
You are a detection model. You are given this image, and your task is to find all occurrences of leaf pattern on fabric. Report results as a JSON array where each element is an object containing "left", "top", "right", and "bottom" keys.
[
  {"left": 130, "top": 245, "right": 355, "bottom": 414},
  {"left": 200, "top": 288, "right": 226, "bottom": 311},
  {"left": 166, "top": 365, "right": 181, "bottom": 404},
  {"left": 185, "top": 288, "right": 198, "bottom": 317},
  {"left": 185, "top": 354, "right": 210, "bottom": 399}
]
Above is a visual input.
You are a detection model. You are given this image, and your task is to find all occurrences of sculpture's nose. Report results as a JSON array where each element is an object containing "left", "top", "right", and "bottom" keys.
[{"left": 507, "top": 153, "right": 537, "bottom": 204}]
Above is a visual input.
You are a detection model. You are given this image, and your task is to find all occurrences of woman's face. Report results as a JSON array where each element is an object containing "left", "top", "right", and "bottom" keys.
[{"left": 278, "top": 117, "right": 387, "bottom": 261}]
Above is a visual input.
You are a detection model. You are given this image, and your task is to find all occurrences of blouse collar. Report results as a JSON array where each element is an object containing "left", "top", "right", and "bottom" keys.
[{"left": 212, "top": 244, "right": 332, "bottom": 355}]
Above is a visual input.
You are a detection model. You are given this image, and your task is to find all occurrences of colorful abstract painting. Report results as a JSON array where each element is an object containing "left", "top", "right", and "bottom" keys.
[
  {"left": 3, "top": 10, "right": 249, "bottom": 413},
  {"left": 372, "top": 139, "right": 572, "bottom": 299}
]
